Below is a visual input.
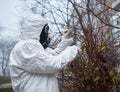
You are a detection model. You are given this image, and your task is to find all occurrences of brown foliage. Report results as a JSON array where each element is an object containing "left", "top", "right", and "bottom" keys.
[{"left": 59, "top": 0, "right": 120, "bottom": 92}]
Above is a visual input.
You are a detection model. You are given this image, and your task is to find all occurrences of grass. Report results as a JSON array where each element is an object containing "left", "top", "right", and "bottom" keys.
[
  {"left": 0, "top": 77, "right": 13, "bottom": 92},
  {"left": 0, "top": 77, "right": 11, "bottom": 84},
  {"left": 0, "top": 88, "right": 13, "bottom": 92}
]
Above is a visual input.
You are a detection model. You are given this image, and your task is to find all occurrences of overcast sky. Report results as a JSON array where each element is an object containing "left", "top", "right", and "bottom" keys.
[{"left": 0, "top": 0, "right": 22, "bottom": 37}]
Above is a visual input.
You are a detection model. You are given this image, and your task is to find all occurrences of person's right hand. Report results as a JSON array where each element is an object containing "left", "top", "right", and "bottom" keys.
[{"left": 78, "top": 48, "right": 82, "bottom": 54}]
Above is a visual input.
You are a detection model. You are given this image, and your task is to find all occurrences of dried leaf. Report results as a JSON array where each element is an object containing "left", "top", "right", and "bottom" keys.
[{"left": 94, "top": 76, "right": 100, "bottom": 81}]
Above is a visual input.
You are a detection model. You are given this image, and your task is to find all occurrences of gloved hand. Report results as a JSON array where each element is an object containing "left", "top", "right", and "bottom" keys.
[{"left": 64, "top": 27, "right": 73, "bottom": 39}]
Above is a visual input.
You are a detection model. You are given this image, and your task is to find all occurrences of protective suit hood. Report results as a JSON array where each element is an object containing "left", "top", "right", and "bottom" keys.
[{"left": 21, "top": 14, "right": 48, "bottom": 40}]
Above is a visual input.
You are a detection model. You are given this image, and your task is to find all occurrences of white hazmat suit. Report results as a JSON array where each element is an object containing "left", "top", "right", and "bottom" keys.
[{"left": 9, "top": 14, "right": 78, "bottom": 92}]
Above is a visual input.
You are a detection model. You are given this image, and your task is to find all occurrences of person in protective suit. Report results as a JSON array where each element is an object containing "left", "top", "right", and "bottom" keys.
[{"left": 9, "top": 14, "right": 79, "bottom": 92}]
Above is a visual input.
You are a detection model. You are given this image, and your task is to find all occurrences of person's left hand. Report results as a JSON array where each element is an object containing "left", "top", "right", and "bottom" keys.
[{"left": 64, "top": 27, "right": 72, "bottom": 38}]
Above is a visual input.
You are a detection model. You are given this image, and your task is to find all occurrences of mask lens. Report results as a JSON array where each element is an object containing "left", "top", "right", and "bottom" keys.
[{"left": 44, "top": 24, "right": 49, "bottom": 33}]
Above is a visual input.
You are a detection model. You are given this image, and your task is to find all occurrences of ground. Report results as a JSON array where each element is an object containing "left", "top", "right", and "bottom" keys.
[{"left": 0, "top": 77, "right": 13, "bottom": 92}]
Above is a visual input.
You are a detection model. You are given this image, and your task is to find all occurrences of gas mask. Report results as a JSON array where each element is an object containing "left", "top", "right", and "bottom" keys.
[{"left": 39, "top": 24, "right": 50, "bottom": 49}]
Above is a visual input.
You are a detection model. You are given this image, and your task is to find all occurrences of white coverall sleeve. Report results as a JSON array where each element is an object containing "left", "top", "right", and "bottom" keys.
[
  {"left": 17, "top": 43, "right": 78, "bottom": 74},
  {"left": 45, "top": 36, "right": 73, "bottom": 55}
]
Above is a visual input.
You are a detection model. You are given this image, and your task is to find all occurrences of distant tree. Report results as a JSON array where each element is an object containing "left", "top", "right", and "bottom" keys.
[{"left": 0, "top": 37, "right": 18, "bottom": 77}]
